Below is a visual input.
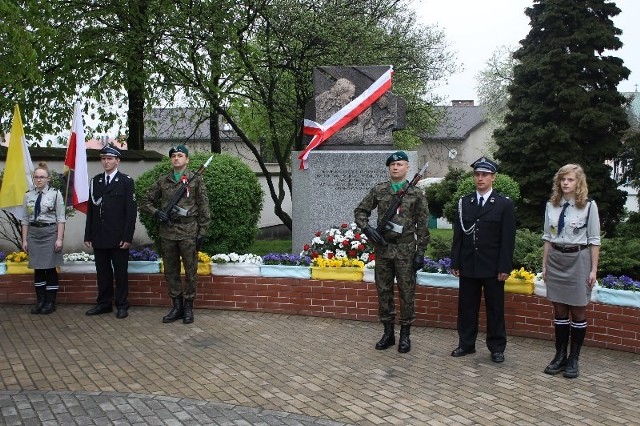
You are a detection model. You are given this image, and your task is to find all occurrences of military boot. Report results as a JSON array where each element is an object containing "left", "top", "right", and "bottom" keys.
[
  {"left": 375, "top": 322, "right": 395, "bottom": 350},
  {"left": 40, "top": 290, "right": 57, "bottom": 315},
  {"left": 544, "top": 318, "right": 569, "bottom": 375},
  {"left": 398, "top": 324, "right": 411, "bottom": 353},
  {"left": 31, "top": 286, "right": 46, "bottom": 314},
  {"left": 564, "top": 321, "right": 586, "bottom": 379},
  {"left": 183, "top": 299, "right": 194, "bottom": 324},
  {"left": 162, "top": 296, "right": 184, "bottom": 323}
]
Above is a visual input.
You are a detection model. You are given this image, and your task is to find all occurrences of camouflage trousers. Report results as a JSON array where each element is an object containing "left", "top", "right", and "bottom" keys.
[
  {"left": 161, "top": 238, "right": 198, "bottom": 300},
  {"left": 375, "top": 257, "right": 416, "bottom": 325}
]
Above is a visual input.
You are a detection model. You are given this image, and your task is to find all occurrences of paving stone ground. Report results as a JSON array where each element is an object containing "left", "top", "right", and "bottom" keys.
[{"left": 1, "top": 304, "right": 639, "bottom": 425}]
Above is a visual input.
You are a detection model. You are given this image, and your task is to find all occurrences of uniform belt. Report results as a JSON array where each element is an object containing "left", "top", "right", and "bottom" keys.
[
  {"left": 29, "top": 222, "right": 56, "bottom": 227},
  {"left": 551, "top": 243, "right": 588, "bottom": 253}
]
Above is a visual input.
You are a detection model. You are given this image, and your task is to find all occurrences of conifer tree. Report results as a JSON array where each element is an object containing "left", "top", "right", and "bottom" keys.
[{"left": 494, "top": 0, "right": 630, "bottom": 233}]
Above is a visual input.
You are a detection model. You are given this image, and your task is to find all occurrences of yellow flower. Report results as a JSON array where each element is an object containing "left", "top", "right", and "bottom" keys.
[
  {"left": 509, "top": 267, "right": 535, "bottom": 281},
  {"left": 197, "top": 251, "right": 211, "bottom": 263},
  {"left": 312, "top": 257, "right": 364, "bottom": 269},
  {"left": 6, "top": 251, "right": 28, "bottom": 263}
]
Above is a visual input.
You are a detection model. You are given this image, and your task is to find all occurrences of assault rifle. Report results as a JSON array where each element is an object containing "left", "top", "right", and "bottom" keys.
[
  {"left": 364, "top": 162, "right": 429, "bottom": 246},
  {"left": 159, "top": 155, "right": 213, "bottom": 226}
]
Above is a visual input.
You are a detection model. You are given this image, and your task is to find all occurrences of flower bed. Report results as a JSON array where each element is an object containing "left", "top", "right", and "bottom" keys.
[
  {"left": 260, "top": 253, "right": 311, "bottom": 278},
  {"left": 595, "top": 275, "right": 640, "bottom": 308},
  {"left": 211, "top": 252, "right": 262, "bottom": 276},
  {"left": 505, "top": 268, "right": 535, "bottom": 295},
  {"left": 5, "top": 251, "right": 31, "bottom": 274},
  {"left": 61, "top": 251, "right": 96, "bottom": 273}
]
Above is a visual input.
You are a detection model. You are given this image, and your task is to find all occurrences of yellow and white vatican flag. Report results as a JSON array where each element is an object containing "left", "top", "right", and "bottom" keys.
[{"left": 0, "top": 104, "right": 35, "bottom": 220}]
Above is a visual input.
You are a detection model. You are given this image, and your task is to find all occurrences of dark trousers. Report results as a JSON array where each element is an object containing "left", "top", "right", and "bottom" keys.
[
  {"left": 94, "top": 247, "right": 130, "bottom": 309},
  {"left": 457, "top": 276, "right": 506, "bottom": 352}
]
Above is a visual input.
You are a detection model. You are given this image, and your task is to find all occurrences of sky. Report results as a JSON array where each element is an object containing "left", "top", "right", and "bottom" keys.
[{"left": 415, "top": 0, "right": 640, "bottom": 105}]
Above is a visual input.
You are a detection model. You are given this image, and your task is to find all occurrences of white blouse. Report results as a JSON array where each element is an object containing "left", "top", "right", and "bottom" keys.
[{"left": 542, "top": 198, "right": 600, "bottom": 246}]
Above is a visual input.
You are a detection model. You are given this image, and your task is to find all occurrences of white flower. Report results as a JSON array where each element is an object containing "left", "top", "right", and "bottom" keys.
[
  {"left": 212, "top": 253, "right": 262, "bottom": 264},
  {"left": 365, "top": 259, "right": 375, "bottom": 269},
  {"left": 312, "top": 237, "right": 324, "bottom": 245},
  {"left": 334, "top": 249, "right": 347, "bottom": 259},
  {"left": 63, "top": 251, "right": 95, "bottom": 262}
]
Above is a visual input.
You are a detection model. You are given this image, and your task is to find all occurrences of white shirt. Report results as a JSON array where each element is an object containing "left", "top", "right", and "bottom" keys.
[{"left": 542, "top": 198, "right": 600, "bottom": 245}]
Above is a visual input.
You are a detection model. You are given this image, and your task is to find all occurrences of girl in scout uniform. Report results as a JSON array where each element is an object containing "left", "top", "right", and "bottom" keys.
[
  {"left": 542, "top": 164, "right": 601, "bottom": 379},
  {"left": 21, "top": 162, "right": 66, "bottom": 314}
]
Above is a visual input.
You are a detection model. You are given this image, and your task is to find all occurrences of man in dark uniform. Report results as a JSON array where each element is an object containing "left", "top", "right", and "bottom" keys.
[
  {"left": 450, "top": 157, "right": 516, "bottom": 363},
  {"left": 84, "top": 144, "right": 137, "bottom": 319},
  {"left": 139, "top": 145, "right": 210, "bottom": 324},
  {"left": 354, "top": 151, "right": 430, "bottom": 353}
]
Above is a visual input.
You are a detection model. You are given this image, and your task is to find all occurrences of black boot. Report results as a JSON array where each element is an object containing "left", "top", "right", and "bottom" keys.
[
  {"left": 564, "top": 322, "right": 586, "bottom": 379},
  {"left": 162, "top": 296, "right": 184, "bottom": 323},
  {"left": 183, "top": 299, "right": 194, "bottom": 324},
  {"left": 31, "top": 286, "right": 46, "bottom": 314},
  {"left": 40, "top": 290, "right": 57, "bottom": 315},
  {"left": 398, "top": 324, "right": 411, "bottom": 353},
  {"left": 375, "top": 322, "right": 395, "bottom": 350},
  {"left": 544, "top": 318, "right": 569, "bottom": 375}
]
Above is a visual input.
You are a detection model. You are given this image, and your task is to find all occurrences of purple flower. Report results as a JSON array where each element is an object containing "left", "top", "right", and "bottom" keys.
[
  {"left": 129, "top": 247, "right": 159, "bottom": 261},
  {"left": 262, "top": 253, "right": 311, "bottom": 266},
  {"left": 0, "top": 251, "right": 5, "bottom": 262},
  {"left": 601, "top": 274, "right": 640, "bottom": 291}
]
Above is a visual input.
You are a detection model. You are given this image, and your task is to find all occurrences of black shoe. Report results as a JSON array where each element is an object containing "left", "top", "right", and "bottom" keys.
[
  {"left": 116, "top": 308, "right": 128, "bottom": 319},
  {"left": 491, "top": 352, "right": 505, "bottom": 363},
  {"left": 451, "top": 347, "right": 476, "bottom": 357},
  {"left": 86, "top": 305, "right": 113, "bottom": 316}
]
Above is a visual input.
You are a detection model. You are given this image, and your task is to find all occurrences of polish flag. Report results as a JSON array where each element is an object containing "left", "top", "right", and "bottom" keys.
[{"left": 63, "top": 102, "right": 89, "bottom": 214}]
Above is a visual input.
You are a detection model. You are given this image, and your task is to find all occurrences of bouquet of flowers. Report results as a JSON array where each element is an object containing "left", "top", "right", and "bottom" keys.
[
  {"left": 262, "top": 253, "right": 311, "bottom": 266},
  {"left": 421, "top": 257, "right": 452, "bottom": 274},
  {"left": 312, "top": 257, "right": 365, "bottom": 269},
  {"left": 601, "top": 275, "right": 640, "bottom": 292},
  {"left": 6, "top": 251, "right": 29, "bottom": 262},
  {"left": 211, "top": 253, "right": 262, "bottom": 264},
  {"left": 129, "top": 247, "right": 160, "bottom": 261},
  {"left": 63, "top": 252, "right": 95, "bottom": 262},
  {"left": 509, "top": 267, "right": 535, "bottom": 281},
  {"left": 301, "top": 223, "right": 373, "bottom": 264}
]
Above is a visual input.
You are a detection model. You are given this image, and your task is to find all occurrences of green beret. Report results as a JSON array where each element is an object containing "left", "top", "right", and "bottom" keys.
[
  {"left": 386, "top": 151, "right": 408, "bottom": 166},
  {"left": 169, "top": 145, "right": 189, "bottom": 157}
]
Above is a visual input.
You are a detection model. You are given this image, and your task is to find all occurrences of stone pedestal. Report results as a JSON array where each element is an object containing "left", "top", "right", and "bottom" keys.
[{"left": 291, "top": 150, "right": 417, "bottom": 255}]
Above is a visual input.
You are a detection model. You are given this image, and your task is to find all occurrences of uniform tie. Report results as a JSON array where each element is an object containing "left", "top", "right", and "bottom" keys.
[
  {"left": 106, "top": 175, "right": 111, "bottom": 186},
  {"left": 477, "top": 196, "right": 484, "bottom": 215},
  {"left": 558, "top": 202, "right": 570, "bottom": 234},
  {"left": 34, "top": 192, "right": 42, "bottom": 219}
]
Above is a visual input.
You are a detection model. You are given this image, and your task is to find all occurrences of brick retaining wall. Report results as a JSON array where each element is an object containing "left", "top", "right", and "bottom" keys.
[{"left": 2, "top": 273, "right": 639, "bottom": 354}]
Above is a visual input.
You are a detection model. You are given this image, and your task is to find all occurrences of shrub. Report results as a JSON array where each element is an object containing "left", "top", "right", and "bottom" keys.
[
  {"left": 422, "top": 167, "right": 470, "bottom": 219},
  {"left": 513, "top": 229, "right": 543, "bottom": 273},
  {"left": 442, "top": 174, "right": 521, "bottom": 224},
  {"left": 135, "top": 153, "right": 264, "bottom": 255},
  {"left": 426, "top": 233, "right": 453, "bottom": 260},
  {"left": 598, "top": 237, "right": 640, "bottom": 279}
]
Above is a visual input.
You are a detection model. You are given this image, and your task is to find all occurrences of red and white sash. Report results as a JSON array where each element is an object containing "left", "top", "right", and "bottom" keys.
[{"left": 298, "top": 66, "right": 393, "bottom": 169}]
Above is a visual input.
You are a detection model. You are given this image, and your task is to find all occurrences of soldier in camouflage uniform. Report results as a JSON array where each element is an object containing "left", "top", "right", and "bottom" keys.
[
  {"left": 354, "top": 151, "right": 430, "bottom": 353},
  {"left": 139, "top": 145, "right": 211, "bottom": 324}
]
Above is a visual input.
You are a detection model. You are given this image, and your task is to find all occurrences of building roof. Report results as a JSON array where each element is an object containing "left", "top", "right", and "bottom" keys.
[
  {"left": 144, "top": 108, "right": 239, "bottom": 142},
  {"left": 428, "top": 105, "right": 487, "bottom": 141}
]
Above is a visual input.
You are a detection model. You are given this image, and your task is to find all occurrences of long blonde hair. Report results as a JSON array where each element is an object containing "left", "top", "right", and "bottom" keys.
[{"left": 550, "top": 164, "right": 589, "bottom": 209}]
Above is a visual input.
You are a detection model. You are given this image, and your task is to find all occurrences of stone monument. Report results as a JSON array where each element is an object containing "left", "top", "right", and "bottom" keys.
[{"left": 292, "top": 65, "right": 414, "bottom": 255}]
